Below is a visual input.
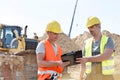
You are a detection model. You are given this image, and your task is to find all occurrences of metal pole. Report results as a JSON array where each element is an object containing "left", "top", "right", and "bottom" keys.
[{"left": 68, "top": 0, "right": 78, "bottom": 37}]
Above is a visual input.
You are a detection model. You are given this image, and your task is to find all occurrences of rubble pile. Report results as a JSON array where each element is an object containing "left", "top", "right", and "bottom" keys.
[{"left": 0, "top": 54, "right": 24, "bottom": 80}]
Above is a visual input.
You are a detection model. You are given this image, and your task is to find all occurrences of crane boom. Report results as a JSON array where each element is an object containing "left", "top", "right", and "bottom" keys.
[{"left": 68, "top": 0, "right": 78, "bottom": 37}]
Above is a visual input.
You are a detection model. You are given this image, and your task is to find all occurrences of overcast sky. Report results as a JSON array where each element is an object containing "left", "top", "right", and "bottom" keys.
[{"left": 0, "top": 0, "right": 120, "bottom": 38}]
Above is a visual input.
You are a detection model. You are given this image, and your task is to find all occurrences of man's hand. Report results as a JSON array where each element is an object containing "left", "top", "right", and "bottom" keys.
[
  {"left": 56, "top": 61, "right": 70, "bottom": 68},
  {"left": 76, "top": 57, "right": 88, "bottom": 64}
]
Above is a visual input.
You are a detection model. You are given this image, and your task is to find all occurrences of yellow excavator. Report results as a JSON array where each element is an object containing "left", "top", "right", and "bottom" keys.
[{"left": 0, "top": 24, "right": 38, "bottom": 54}]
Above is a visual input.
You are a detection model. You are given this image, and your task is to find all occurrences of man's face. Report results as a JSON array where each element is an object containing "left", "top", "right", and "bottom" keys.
[
  {"left": 88, "top": 24, "right": 100, "bottom": 36},
  {"left": 47, "top": 31, "right": 59, "bottom": 42}
]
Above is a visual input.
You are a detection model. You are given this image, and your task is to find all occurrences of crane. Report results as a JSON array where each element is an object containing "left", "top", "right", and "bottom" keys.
[{"left": 68, "top": 0, "right": 78, "bottom": 37}]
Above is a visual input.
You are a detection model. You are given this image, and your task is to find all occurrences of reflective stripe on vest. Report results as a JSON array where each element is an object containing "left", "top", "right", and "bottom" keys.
[
  {"left": 38, "top": 70, "right": 62, "bottom": 77},
  {"left": 85, "top": 35, "right": 114, "bottom": 75}
]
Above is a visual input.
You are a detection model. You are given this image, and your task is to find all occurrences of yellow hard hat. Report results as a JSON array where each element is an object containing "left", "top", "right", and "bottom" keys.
[
  {"left": 86, "top": 16, "right": 101, "bottom": 28},
  {"left": 46, "top": 20, "right": 62, "bottom": 33}
]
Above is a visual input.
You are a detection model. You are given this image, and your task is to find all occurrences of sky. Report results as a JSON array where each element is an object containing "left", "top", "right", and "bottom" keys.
[{"left": 0, "top": 0, "right": 120, "bottom": 38}]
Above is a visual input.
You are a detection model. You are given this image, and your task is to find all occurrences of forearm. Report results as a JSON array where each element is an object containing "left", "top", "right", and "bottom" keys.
[
  {"left": 87, "top": 52, "right": 112, "bottom": 62},
  {"left": 37, "top": 53, "right": 60, "bottom": 67},
  {"left": 38, "top": 60, "right": 59, "bottom": 67}
]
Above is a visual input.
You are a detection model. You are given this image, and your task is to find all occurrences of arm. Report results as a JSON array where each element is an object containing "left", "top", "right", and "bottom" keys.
[
  {"left": 76, "top": 48, "right": 114, "bottom": 64},
  {"left": 76, "top": 48, "right": 113, "bottom": 80},
  {"left": 36, "top": 53, "right": 59, "bottom": 67},
  {"left": 86, "top": 48, "right": 113, "bottom": 62},
  {"left": 36, "top": 41, "right": 59, "bottom": 67},
  {"left": 36, "top": 41, "right": 70, "bottom": 68},
  {"left": 77, "top": 37, "right": 114, "bottom": 63},
  {"left": 36, "top": 53, "right": 70, "bottom": 68}
]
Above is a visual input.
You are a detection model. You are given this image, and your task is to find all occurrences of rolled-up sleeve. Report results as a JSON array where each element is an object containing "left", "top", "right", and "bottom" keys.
[{"left": 36, "top": 41, "right": 45, "bottom": 54}]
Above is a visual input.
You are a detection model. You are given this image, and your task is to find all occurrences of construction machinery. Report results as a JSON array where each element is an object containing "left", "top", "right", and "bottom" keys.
[{"left": 0, "top": 24, "right": 38, "bottom": 54}]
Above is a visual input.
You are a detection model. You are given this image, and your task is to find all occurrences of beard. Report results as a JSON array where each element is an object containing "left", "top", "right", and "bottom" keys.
[{"left": 90, "top": 31, "right": 95, "bottom": 36}]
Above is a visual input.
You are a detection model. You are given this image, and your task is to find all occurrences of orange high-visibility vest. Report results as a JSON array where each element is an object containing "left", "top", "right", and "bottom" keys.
[{"left": 38, "top": 40, "right": 63, "bottom": 80}]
